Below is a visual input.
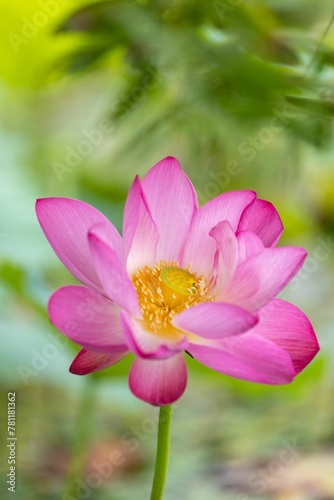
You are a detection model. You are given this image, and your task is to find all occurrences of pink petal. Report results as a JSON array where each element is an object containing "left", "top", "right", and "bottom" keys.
[
  {"left": 237, "top": 230, "right": 264, "bottom": 264},
  {"left": 36, "top": 198, "right": 122, "bottom": 293},
  {"left": 129, "top": 354, "right": 187, "bottom": 405},
  {"left": 48, "top": 285, "right": 128, "bottom": 353},
  {"left": 237, "top": 198, "right": 284, "bottom": 247},
  {"left": 173, "top": 302, "right": 258, "bottom": 340},
  {"left": 181, "top": 190, "right": 256, "bottom": 279},
  {"left": 210, "top": 221, "right": 238, "bottom": 292},
  {"left": 121, "top": 311, "right": 189, "bottom": 359},
  {"left": 249, "top": 299, "right": 319, "bottom": 374},
  {"left": 123, "top": 176, "right": 159, "bottom": 274},
  {"left": 70, "top": 348, "right": 127, "bottom": 375},
  {"left": 141, "top": 157, "right": 198, "bottom": 261},
  {"left": 219, "top": 247, "right": 307, "bottom": 312},
  {"left": 188, "top": 334, "right": 295, "bottom": 384},
  {"left": 88, "top": 229, "right": 141, "bottom": 316}
]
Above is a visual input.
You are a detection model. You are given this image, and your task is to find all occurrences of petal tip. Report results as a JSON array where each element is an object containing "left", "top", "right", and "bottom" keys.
[
  {"left": 164, "top": 155, "right": 179, "bottom": 162},
  {"left": 35, "top": 197, "right": 49, "bottom": 216},
  {"left": 156, "top": 156, "right": 181, "bottom": 169},
  {"left": 69, "top": 363, "right": 84, "bottom": 376}
]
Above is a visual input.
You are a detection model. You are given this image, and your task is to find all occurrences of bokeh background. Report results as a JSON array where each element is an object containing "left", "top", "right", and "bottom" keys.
[{"left": 1, "top": 1, "right": 334, "bottom": 499}]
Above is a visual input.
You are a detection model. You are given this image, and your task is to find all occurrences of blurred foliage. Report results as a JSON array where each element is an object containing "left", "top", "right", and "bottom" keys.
[
  {"left": 1, "top": 1, "right": 334, "bottom": 499},
  {"left": 56, "top": 0, "right": 334, "bottom": 147}
]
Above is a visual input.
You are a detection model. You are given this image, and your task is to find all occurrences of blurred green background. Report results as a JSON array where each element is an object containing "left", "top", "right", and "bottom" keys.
[{"left": 1, "top": 1, "right": 334, "bottom": 499}]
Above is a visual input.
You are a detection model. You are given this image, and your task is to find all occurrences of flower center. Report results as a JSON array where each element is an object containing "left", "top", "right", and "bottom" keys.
[
  {"left": 132, "top": 261, "right": 212, "bottom": 333},
  {"left": 160, "top": 266, "right": 197, "bottom": 306}
]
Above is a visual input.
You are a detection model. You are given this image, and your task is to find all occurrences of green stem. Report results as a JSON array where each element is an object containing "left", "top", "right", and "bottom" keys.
[{"left": 150, "top": 405, "right": 173, "bottom": 500}]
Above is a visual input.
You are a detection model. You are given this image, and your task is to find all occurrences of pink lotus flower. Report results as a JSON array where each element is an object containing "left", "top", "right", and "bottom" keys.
[{"left": 36, "top": 157, "right": 319, "bottom": 405}]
